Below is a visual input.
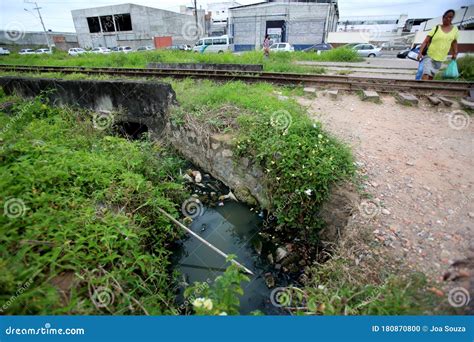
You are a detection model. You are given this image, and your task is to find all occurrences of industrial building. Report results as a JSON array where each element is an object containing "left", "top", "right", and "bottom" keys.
[
  {"left": 0, "top": 31, "right": 78, "bottom": 51},
  {"left": 228, "top": 0, "right": 339, "bottom": 51},
  {"left": 71, "top": 3, "right": 206, "bottom": 49}
]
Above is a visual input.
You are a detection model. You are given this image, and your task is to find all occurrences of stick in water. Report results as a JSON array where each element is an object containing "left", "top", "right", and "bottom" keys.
[{"left": 157, "top": 207, "right": 254, "bottom": 275}]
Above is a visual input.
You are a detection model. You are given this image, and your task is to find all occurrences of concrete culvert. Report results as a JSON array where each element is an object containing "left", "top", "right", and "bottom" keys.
[{"left": 115, "top": 121, "right": 149, "bottom": 140}]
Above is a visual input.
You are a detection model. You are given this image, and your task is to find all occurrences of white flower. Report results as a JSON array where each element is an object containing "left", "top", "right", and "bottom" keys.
[
  {"left": 304, "top": 189, "right": 313, "bottom": 196},
  {"left": 203, "top": 298, "right": 213, "bottom": 311},
  {"left": 192, "top": 298, "right": 205, "bottom": 308}
]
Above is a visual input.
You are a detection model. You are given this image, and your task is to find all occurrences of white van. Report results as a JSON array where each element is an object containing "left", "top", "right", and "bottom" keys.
[{"left": 193, "top": 35, "right": 234, "bottom": 53}]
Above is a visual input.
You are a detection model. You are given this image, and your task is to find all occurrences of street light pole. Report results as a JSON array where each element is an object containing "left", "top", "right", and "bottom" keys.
[
  {"left": 194, "top": 0, "right": 200, "bottom": 39},
  {"left": 24, "top": 0, "right": 51, "bottom": 50}
]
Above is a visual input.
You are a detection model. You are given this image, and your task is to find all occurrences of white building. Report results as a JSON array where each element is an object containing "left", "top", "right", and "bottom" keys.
[{"left": 207, "top": 1, "right": 241, "bottom": 35}]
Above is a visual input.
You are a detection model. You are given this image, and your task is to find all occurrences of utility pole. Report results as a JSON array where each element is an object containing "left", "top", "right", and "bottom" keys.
[
  {"left": 24, "top": 0, "right": 51, "bottom": 50},
  {"left": 193, "top": 0, "right": 200, "bottom": 39}
]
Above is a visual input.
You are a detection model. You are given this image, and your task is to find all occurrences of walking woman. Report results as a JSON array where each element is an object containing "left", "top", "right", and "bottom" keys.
[
  {"left": 263, "top": 34, "right": 271, "bottom": 59},
  {"left": 417, "top": 9, "right": 459, "bottom": 80}
]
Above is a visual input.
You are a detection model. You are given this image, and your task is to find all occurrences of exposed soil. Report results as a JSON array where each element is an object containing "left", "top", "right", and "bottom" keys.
[{"left": 297, "top": 93, "right": 474, "bottom": 281}]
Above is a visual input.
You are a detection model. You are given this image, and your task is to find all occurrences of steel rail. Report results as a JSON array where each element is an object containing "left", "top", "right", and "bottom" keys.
[{"left": 0, "top": 64, "right": 471, "bottom": 96}]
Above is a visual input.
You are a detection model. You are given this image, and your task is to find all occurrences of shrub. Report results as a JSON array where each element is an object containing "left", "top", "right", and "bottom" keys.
[
  {"left": 0, "top": 95, "right": 187, "bottom": 314},
  {"left": 457, "top": 55, "right": 474, "bottom": 81}
]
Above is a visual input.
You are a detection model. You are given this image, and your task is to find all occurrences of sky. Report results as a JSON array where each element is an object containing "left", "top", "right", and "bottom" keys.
[{"left": 0, "top": 0, "right": 472, "bottom": 32}]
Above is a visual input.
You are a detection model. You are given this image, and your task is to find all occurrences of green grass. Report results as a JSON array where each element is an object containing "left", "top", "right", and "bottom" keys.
[
  {"left": 0, "top": 74, "right": 445, "bottom": 316},
  {"left": 170, "top": 79, "right": 355, "bottom": 237},
  {"left": 302, "top": 260, "right": 447, "bottom": 315},
  {"left": 0, "top": 48, "right": 360, "bottom": 73},
  {"left": 0, "top": 92, "right": 188, "bottom": 314}
]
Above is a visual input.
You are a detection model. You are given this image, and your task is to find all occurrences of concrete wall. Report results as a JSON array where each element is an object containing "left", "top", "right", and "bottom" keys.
[
  {"left": 0, "top": 76, "right": 176, "bottom": 135},
  {"left": 167, "top": 123, "right": 269, "bottom": 208},
  {"left": 72, "top": 4, "right": 205, "bottom": 49},
  {"left": 229, "top": 2, "right": 338, "bottom": 51},
  {"left": 0, "top": 31, "right": 78, "bottom": 51}
]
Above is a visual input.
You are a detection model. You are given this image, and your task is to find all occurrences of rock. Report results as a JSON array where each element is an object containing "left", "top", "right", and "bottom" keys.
[
  {"left": 406, "top": 161, "right": 415, "bottom": 166},
  {"left": 460, "top": 99, "right": 474, "bottom": 110},
  {"left": 438, "top": 96, "right": 454, "bottom": 107},
  {"left": 382, "top": 208, "right": 391, "bottom": 215},
  {"left": 275, "top": 247, "right": 288, "bottom": 262},
  {"left": 303, "top": 87, "right": 316, "bottom": 94},
  {"left": 427, "top": 96, "right": 441, "bottom": 106},
  {"left": 278, "top": 95, "right": 289, "bottom": 101},
  {"left": 362, "top": 90, "right": 380, "bottom": 102},
  {"left": 234, "top": 186, "right": 258, "bottom": 206},
  {"left": 264, "top": 273, "right": 275, "bottom": 288},
  {"left": 211, "top": 143, "right": 220, "bottom": 150},
  {"left": 222, "top": 149, "right": 233, "bottom": 158},
  {"left": 396, "top": 92, "right": 418, "bottom": 106},
  {"left": 267, "top": 253, "right": 274, "bottom": 265},
  {"left": 327, "top": 90, "right": 338, "bottom": 99},
  {"left": 468, "top": 212, "right": 474, "bottom": 218},
  {"left": 191, "top": 171, "right": 202, "bottom": 183}
]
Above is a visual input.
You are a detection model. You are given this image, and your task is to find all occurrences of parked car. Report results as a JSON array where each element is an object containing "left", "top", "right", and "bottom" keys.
[
  {"left": 269, "top": 42, "right": 295, "bottom": 52},
  {"left": 115, "top": 46, "right": 133, "bottom": 53},
  {"left": 351, "top": 43, "right": 382, "bottom": 57},
  {"left": 397, "top": 45, "right": 420, "bottom": 60},
  {"left": 35, "top": 48, "right": 52, "bottom": 54},
  {"left": 0, "top": 47, "right": 10, "bottom": 55},
  {"left": 68, "top": 47, "right": 86, "bottom": 56},
  {"left": 303, "top": 43, "right": 333, "bottom": 53},
  {"left": 167, "top": 44, "right": 192, "bottom": 51},
  {"left": 19, "top": 49, "right": 36, "bottom": 55},
  {"left": 136, "top": 46, "right": 154, "bottom": 52},
  {"left": 90, "top": 47, "right": 111, "bottom": 54}
]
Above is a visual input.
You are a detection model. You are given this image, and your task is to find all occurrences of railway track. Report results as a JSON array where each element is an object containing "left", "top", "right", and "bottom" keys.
[{"left": 0, "top": 64, "right": 471, "bottom": 97}]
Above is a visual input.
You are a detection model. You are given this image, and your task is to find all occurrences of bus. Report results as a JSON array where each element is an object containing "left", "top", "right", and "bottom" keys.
[{"left": 192, "top": 35, "right": 234, "bottom": 53}]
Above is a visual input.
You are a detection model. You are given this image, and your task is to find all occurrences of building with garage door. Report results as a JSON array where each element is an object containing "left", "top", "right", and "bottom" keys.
[
  {"left": 228, "top": 0, "right": 339, "bottom": 51},
  {"left": 71, "top": 3, "right": 206, "bottom": 49}
]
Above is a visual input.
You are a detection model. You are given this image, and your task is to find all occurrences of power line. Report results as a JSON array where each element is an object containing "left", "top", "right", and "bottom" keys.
[{"left": 24, "top": 0, "right": 52, "bottom": 49}]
